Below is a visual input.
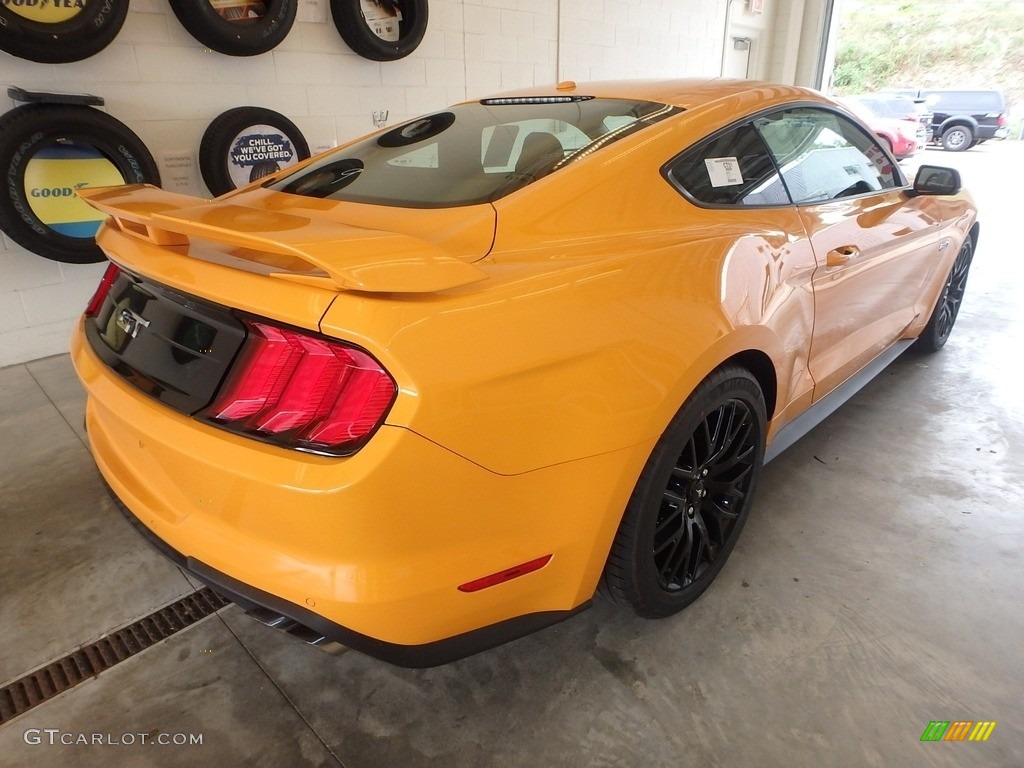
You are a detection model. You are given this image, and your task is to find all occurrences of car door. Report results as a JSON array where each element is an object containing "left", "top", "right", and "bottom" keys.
[
  {"left": 756, "top": 106, "right": 943, "bottom": 400},
  {"left": 663, "top": 120, "right": 819, "bottom": 434}
]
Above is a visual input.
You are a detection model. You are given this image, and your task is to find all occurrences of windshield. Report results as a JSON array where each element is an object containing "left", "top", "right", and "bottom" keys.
[{"left": 269, "top": 97, "right": 679, "bottom": 208}]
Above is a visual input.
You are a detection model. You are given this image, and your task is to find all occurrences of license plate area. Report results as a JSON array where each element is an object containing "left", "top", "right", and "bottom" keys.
[{"left": 86, "top": 270, "right": 247, "bottom": 415}]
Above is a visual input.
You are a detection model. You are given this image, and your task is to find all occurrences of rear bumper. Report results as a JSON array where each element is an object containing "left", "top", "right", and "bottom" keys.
[
  {"left": 106, "top": 486, "right": 589, "bottom": 667},
  {"left": 975, "top": 127, "right": 998, "bottom": 140},
  {"left": 72, "top": 319, "right": 647, "bottom": 664}
]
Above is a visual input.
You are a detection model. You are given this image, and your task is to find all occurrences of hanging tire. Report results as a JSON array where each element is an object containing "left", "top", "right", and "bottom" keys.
[
  {"left": 601, "top": 366, "right": 767, "bottom": 618},
  {"left": 0, "top": 104, "right": 160, "bottom": 264},
  {"left": 168, "top": 0, "right": 297, "bottom": 56},
  {"left": 330, "top": 0, "right": 428, "bottom": 61},
  {"left": 199, "top": 106, "right": 311, "bottom": 196},
  {"left": 0, "top": 0, "right": 128, "bottom": 63}
]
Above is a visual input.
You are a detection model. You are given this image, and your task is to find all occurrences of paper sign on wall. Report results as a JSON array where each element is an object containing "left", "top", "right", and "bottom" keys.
[
  {"left": 298, "top": 0, "right": 328, "bottom": 24},
  {"left": 158, "top": 152, "right": 199, "bottom": 194},
  {"left": 705, "top": 157, "right": 743, "bottom": 187}
]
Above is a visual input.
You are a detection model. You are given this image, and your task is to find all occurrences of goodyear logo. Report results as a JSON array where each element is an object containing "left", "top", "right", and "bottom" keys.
[
  {"left": 24, "top": 144, "right": 124, "bottom": 238},
  {"left": 1, "top": 0, "right": 86, "bottom": 24},
  {"left": 920, "top": 720, "right": 996, "bottom": 742}
]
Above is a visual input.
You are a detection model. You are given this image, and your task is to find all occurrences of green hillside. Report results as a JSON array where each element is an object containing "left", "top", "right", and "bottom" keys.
[{"left": 832, "top": 0, "right": 1023, "bottom": 129}]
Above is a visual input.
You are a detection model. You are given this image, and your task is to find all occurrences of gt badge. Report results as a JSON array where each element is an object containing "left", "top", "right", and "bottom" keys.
[{"left": 116, "top": 307, "right": 151, "bottom": 339}]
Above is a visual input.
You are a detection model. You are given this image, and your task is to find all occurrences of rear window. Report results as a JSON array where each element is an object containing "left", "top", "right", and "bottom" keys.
[
  {"left": 858, "top": 96, "right": 917, "bottom": 119},
  {"left": 923, "top": 90, "right": 1005, "bottom": 113},
  {"left": 269, "top": 98, "right": 678, "bottom": 208}
]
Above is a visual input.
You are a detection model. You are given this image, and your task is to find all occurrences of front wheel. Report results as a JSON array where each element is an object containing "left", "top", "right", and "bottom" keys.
[
  {"left": 601, "top": 366, "right": 767, "bottom": 618},
  {"left": 915, "top": 238, "right": 974, "bottom": 352}
]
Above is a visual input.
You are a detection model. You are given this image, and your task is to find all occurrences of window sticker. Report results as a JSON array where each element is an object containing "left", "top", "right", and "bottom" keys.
[
  {"left": 705, "top": 157, "right": 743, "bottom": 187},
  {"left": 388, "top": 143, "right": 439, "bottom": 168}
]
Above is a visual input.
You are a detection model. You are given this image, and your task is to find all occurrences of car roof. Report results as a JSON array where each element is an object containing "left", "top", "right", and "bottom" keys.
[{"left": 473, "top": 78, "right": 829, "bottom": 111}]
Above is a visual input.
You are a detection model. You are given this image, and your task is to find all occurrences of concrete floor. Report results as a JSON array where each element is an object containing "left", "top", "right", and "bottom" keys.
[{"left": 1, "top": 143, "right": 1022, "bottom": 768}]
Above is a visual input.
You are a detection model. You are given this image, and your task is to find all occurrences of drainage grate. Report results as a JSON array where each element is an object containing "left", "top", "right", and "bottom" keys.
[{"left": 0, "top": 587, "right": 229, "bottom": 724}]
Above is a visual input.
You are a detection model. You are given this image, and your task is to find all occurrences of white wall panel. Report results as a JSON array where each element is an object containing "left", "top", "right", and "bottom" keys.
[{"left": 0, "top": 0, "right": 783, "bottom": 367}]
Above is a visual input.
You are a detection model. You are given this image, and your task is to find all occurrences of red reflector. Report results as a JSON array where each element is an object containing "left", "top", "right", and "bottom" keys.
[
  {"left": 458, "top": 555, "right": 553, "bottom": 593},
  {"left": 85, "top": 262, "right": 121, "bottom": 316},
  {"left": 203, "top": 320, "right": 395, "bottom": 454}
]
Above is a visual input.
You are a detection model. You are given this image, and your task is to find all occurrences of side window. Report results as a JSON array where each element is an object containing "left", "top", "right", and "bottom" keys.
[
  {"left": 755, "top": 107, "right": 898, "bottom": 204},
  {"left": 666, "top": 123, "right": 790, "bottom": 206}
]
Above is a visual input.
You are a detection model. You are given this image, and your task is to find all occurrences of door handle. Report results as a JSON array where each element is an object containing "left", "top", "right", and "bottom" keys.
[{"left": 826, "top": 245, "right": 860, "bottom": 267}]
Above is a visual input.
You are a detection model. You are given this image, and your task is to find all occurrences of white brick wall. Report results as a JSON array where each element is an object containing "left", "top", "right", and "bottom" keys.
[{"left": 0, "top": 0, "right": 761, "bottom": 368}]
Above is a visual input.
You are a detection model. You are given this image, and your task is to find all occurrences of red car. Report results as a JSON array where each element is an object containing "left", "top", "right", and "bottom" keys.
[{"left": 839, "top": 97, "right": 922, "bottom": 160}]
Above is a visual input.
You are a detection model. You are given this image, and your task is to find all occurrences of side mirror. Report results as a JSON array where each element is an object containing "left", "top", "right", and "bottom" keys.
[{"left": 911, "top": 165, "right": 962, "bottom": 196}]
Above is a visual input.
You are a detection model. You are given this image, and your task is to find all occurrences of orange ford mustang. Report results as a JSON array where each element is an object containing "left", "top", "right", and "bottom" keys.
[{"left": 71, "top": 79, "right": 978, "bottom": 666}]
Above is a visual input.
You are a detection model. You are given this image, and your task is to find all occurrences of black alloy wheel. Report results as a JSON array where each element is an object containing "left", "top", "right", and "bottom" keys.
[
  {"left": 915, "top": 238, "right": 974, "bottom": 352},
  {"left": 602, "top": 366, "right": 766, "bottom": 618}
]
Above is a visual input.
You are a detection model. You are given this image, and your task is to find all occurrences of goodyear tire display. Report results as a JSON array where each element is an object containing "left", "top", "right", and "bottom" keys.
[
  {"left": 0, "top": 104, "right": 160, "bottom": 264},
  {"left": 168, "top": 0, "right": 297, "bottom": 56},
  {"left": 199, "top": 106, "right": 310, "bottom": 196},
  {"left": 330, "top": 0, "right": 428, "bottom": 61},
  {"left": 0, "top": 0, "right": 128, "bottom": 63}
]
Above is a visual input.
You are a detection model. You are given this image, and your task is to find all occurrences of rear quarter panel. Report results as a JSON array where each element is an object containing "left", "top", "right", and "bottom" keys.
[{"left": 321, "top": 105, "right": 822, "bottom": 475}]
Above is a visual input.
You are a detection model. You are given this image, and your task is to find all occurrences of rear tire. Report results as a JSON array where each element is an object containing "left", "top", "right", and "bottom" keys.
[
  {"left": 942, "top": 125, "right": 973, "bottom": 151},
  {"left": 601, "top": 366, "right": 766, "bottom": 618}
]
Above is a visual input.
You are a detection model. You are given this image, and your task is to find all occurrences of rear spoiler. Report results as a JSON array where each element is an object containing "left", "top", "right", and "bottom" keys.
[{"left": 78, "top": 184, "right": 488, "bottom": 293}]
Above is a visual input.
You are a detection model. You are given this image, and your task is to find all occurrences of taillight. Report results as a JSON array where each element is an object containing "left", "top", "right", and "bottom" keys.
[
  {"left": 85, "top": 262, "right": 121, "bottom": 316},
  {"left": 202, "top": 320, "right": 396, "bottom": 455},
  {"left": 997, "top": 114, "right": 1007, "bottom": 127}
]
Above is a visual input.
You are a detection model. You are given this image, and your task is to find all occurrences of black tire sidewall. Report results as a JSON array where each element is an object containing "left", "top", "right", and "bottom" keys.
[
  {"left": 0, "top": 105, "right": 160, "bottom": 264},
  {"left": 0, "top": 0, "right": 128, "bottom": 63},
  {"left": 330, "top": 0, "right": 428, "bottom": 61},
  {"left": 915, "top": 238, "right": 974, "bottom": 352},
  {"left": 199, "top": 107, "right": 311, "bottom": 196},
  {"left": 168, "top": 0, "right": 297, "bottom": 56},
  {"left": 612, "top": 368, "right": 767, "bottom": 617}
]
